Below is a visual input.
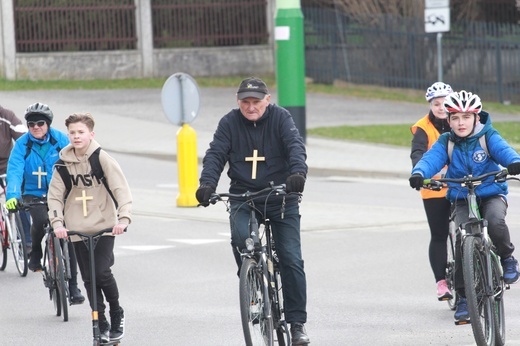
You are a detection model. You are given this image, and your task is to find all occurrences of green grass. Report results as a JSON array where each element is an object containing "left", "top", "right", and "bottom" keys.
[
  {"left": 308, "top": 122, "right": 520, "bottom": 151},
  {"left": 2, "top": 76, "right": 520, "bottom": 149}
]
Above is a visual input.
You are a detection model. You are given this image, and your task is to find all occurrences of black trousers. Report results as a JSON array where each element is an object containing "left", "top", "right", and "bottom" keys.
[
  {"left": 422, "top": 197, "right": 451, "bottom": 282},
  {"left": 74, "top": 236, "right": 120, "bottom": 319}
]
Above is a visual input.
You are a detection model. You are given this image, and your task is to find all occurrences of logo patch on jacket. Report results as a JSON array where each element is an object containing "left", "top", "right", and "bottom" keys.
[{"left": 473, "top": 150, "right": 488, "bottom": 163}]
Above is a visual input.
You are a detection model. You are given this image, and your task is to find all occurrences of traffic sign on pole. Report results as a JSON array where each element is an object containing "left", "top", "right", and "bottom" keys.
[
  {"left": 425, "top": 0, "right": 450, "bottom": 33},
  {"left": 161, "top": 72, "right": 200, "bottom": 207}
]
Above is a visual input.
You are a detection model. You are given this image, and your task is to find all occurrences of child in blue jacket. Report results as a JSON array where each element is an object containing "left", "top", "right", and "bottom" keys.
[{"left": 409, "top": 90, "right": 520, "bottom": 324}]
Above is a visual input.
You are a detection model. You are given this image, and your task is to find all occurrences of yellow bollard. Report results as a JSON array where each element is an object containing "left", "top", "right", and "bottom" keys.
[{"left": 176, "top": 123, "right": 199, "bottom": 207}]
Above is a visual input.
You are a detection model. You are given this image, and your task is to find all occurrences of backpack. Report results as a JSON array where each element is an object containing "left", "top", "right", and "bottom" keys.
[
  {"left": 447, "top": 135, "right": 489, "bottom": 164},
  {"left": 55, "top": 147, "right": 118, "bottom": 208}
]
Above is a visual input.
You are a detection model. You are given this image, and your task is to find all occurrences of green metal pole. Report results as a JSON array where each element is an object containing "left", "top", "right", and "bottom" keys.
[{"left": 275, "top": 0, "right": 306, "bottom": 142}]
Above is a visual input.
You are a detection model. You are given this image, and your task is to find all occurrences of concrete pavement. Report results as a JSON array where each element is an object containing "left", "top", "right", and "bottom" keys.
[{"left": 1, "top": 87, "right": 519, "bottom": 180}]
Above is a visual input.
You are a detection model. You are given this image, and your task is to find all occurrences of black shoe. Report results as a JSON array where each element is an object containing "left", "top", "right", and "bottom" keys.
[
  {"left": 28, "top": 253, "right": 42, "bottom": 272},
  {"left": 109, "top": 306, "right": 125, "bottom": 340},
  {"left": 69, "top": 284, "right": 85, "bottom": 305},
  {"left": 98, "top": 319, "right": 110, "bottom": 343},
  {"left": 290, "top": 322, "right": 310, "bottom": 345}
]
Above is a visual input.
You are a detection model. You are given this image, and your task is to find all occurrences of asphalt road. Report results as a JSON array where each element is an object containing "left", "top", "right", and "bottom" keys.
[{"left": 3, "top": 151, "right": 520, "bottom": 345}]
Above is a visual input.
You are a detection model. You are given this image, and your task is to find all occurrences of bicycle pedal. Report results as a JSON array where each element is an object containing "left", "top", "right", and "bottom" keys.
[
  {"left": 506, "top": 284, "right": 511, "bottom": 290},
  {"left": 437, "top": 296, "right": 452, "bottom": 301},
  {"left": 454, "top": 320, "right": 471, "bottom": 326}
]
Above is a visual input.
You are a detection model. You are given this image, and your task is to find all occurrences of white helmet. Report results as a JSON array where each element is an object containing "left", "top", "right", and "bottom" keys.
[
  {"left": 425, "top": 82, "right": 453, "bottom": 102},
  {"left": 443, "top": 90, "right": 483, "bottom": 114}
]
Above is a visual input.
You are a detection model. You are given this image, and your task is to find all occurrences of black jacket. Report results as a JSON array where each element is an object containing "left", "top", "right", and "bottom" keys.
[{"left": 200, "top": 104, "right": 307, "bottom": 195}]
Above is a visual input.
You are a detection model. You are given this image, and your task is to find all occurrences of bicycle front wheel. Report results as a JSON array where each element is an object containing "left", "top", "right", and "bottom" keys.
[
  {"left": 8, "top": 212, "right": 28, "bottom": 277},
  {"left": 46, "top": 235, "right": 62, "bottom": 317},
  {"left": 239, "top": 257, "right": 274, "bottom": 346},
  {"left": 491, "top": 253, "right": 505, "bottom": 346},
  {"left": 446, "top": 225, "right": 458, "bottom": 311},
  {"left": 463, "top": 236, "right": 495, "bottom": 346},
  {"left": 53, "top": 237, "right": 69, "bottom": 322}
]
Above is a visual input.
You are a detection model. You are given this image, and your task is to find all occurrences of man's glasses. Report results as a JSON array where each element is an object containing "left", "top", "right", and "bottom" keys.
[{"left": 27, "top": 120, "right": 46, "bottom": 128}]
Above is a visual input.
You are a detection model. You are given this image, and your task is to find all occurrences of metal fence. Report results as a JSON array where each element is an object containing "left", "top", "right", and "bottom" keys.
[
  {"left": 14, "top": 0, "right": 136, "bottom": 52},
  {"left": 151, "top": 0, "right": 269, "bottom": 48},
  {"left": 13, "top": 0, "right": 268, "bottom": 52},
  {"left": 303, "top": 7, "right": 520, "bottom": 104}
]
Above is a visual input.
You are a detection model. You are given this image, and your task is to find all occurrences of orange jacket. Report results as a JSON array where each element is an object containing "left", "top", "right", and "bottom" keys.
[{"left": 411, "top": 115, "right": 447, "bottom": 199}]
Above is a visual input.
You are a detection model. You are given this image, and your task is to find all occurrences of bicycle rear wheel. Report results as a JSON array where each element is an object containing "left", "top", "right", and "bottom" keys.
[
  {"left": 240, "top": 257, "right": 274, "bottom": 346},
  {"left": 8, "top": 212, "right": 28, "bottom": 277},
  {"left": 446, "top": 224, "right": 458, "bottom": 310},
  {"left": 53, "top": 236, "right": 69, "bottom": 322},
  {"left": 463, "top": 236, "right": 495, "bottom": 346},
  {"left": 491, "top": 253, "right": 505, "bottom": 346}
]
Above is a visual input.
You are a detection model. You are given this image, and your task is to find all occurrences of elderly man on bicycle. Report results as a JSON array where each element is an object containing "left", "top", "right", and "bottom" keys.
[
  {"left": 196, "top": 77, "right": 310, "bottom": 345},
  {"left": 409, "top": 90, "right": 520, "bottom": 324}
]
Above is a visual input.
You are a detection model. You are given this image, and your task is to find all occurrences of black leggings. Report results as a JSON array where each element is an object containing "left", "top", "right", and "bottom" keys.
[
  {"left": 74, "top": 236, "right": 120, "bottom": 320},
  {"left": 423, "top": 197, "right": 451, "bottom": 282}
]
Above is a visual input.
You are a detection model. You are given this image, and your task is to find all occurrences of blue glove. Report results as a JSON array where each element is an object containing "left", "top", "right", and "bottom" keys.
[{"left": 6, "top": 198, "right": 18, "bottom": 211}]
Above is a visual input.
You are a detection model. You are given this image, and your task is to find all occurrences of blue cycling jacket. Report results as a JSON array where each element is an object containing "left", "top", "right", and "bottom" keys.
[
  {"left": 411, "top": 112, "right": 520, "bottom": 201},
  {"left": 6, "top": 128, "right": 69, "bottom": 200}
]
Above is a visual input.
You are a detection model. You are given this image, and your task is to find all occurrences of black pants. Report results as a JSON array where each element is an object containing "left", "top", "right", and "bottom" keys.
[
  {"left": 74, "top": 235, "right": 120, "bottom": 320},
  {"left": 230, "top": 200, "right": 307, "bottom": 324},
  {"left": 422, "top": 197, "right": 451, "bottom": 282},
  {"left": 454, "top": 195, "right": 515, "bottom": 294},
  {"left": 24, "top": 195, "right": 78, "bottom": 284}
]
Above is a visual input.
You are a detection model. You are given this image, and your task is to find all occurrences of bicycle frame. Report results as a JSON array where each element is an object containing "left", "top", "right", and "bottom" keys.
[
  {"left": 424, "top": 169, "right": 512, "bottom": 345},
  {"left": 209, "top": 183, "right": 291, "bottom": 346}
]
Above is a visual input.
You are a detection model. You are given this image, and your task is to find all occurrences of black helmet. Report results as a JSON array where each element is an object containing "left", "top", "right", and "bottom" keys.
[{"left": 24, "top": 102, "right": 53, "bottom": 124}]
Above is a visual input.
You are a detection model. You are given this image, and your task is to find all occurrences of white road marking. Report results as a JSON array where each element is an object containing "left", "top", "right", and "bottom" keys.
[
  {"left": 120, "top": 245, "right": 175, "bottom": 251},
  {"left": 167, "top": 239, "right": 227, "bottom": 245}
]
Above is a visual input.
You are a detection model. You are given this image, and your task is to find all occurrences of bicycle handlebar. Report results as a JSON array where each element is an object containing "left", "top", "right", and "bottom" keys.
[
  {"left": 422, "top": 169, "right": 509, "bottom": 191},
  {"left": 67, "top": 228, "right": 123, "bottom": 238},
  {"left": 17, "top": 198, "right": 47, "bottom": 211},
  {"left": 208, "top": 183, "right": 287, "bottom": 205}
]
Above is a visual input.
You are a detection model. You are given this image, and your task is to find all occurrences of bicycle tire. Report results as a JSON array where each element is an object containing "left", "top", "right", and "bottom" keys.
[
  {"left": 491, "top": 253, "right": 506, "bottom": 346},
  {"left": 446, "top": 223, "right": 458, "bottom": 311},
  {"left": 8, "top": 212, "right": 28, "bottom": 277},
  {"left": 272, "top": 272, "right": 287, "bottom": 346},
  {"left": 463, "top": 235, "right": 495, "bottom": 346},
  {"left": 54, "top": 236, "right": 69, "bottom": 322},
  {"left": 47, "top": 235, "right": 62, "bottom": 317},
  {"left": 240, "top": 257, "right": 274, "bottom": 346},
  {"left": 0, "top": 214, "right": 8, "bottom": 271}
]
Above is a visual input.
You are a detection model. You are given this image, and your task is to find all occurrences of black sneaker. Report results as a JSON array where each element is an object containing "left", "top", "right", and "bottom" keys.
[
  {"left": 290, "top": 322, "right": 310, "bottom": 345},
  {"left": 69, "top": 284, "right": 85, "bottom": 305},
  {"left": 28, "top": 253, "right": 42, "bottom": 272},
  {"left": 99, "top": 319, "right": 110, "bottom": 343},
  {"left": 109, "top": 306, "right": 125, "bottom": 340}
]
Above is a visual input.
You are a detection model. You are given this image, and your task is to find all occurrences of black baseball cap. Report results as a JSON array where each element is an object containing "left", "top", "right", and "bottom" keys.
[{"left": 236, "top": 77, "right": 269, "bottom": 100}]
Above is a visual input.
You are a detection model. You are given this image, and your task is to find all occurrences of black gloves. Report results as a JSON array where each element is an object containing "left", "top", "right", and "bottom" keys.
[
  {"left": 286, "top": 173, "right": 306, "bottom": 193},
  {"left": 196, "top": 184, "right": 216, "bottom": 207},
  {"left": 409, "top": 174, "right": 423, "bottom": 190},
  {"left": 507, "top": 162, "right": 520, "bottom": 176}
]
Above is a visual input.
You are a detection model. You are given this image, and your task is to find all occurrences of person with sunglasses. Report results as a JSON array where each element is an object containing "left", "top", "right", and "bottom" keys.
[{"left": 5, "top": 102, "right": 85, "bottom": 304}]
